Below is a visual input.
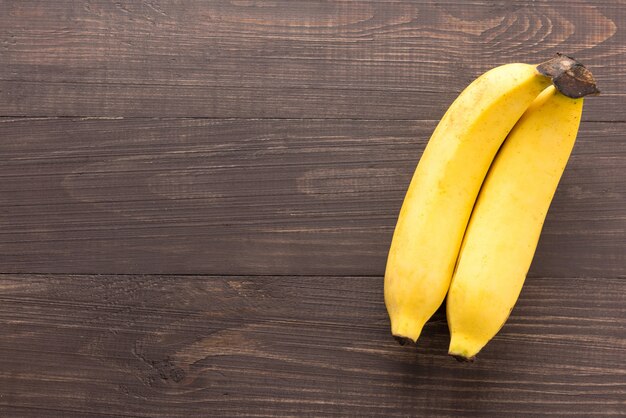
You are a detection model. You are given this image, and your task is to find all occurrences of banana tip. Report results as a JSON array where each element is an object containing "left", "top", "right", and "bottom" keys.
[
  {"left": 449, "top": 353, "right": 476, "bottom": 363},
  {"left": 393, "top": 335, "right": 416, "bottom": 346}
]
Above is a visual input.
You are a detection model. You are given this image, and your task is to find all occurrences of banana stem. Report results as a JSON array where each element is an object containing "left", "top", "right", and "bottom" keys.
[{"left": 536, "top": 53, "right": 599, "bottom": 98}]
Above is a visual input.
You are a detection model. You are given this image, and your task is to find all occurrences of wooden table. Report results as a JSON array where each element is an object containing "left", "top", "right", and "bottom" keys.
[{"left": 1, "top": 1, "right": 624, "bottom": 416}]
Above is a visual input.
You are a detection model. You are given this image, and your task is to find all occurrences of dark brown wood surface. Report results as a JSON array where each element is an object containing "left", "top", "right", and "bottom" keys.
[
  {"left": 0, "top": 117, "right": 624, "bottom": 277},
  {"left": 1, "top": 274, "right": 625, "bottom": 417},
  {"left": 0, "top": 1, "right": 624, "bottom": 417}
]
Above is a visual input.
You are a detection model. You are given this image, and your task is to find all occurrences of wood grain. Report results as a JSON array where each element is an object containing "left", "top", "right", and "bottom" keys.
[
  {"left": 1, "top": 1, "right": 625, "bottom": 416},
  {"left": 1, "top": 0, "right": 623, "bottom": 120},
  {"left": 0, "top": 117, "right": 623, "bottom": 277},
  {"left": 0, "top": 274, "right": 624, "bottom": 417}
]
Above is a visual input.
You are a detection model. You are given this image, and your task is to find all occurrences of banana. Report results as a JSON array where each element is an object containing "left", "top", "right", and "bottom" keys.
[
  {"left": 447, "top": 86, "right": 584, "bottom": 361},
  {"left": 385, "top": 63, "right": 552, "bottom": 343}
]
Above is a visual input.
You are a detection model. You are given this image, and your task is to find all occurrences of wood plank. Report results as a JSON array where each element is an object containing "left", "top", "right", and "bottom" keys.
[
  {"left": 0, "top": 274, "right": 624, "bottom": 417},
  {"left": 0, "top": 117, "right": 623, "bottom": 277},
  {"left": 0, "top": 0, "right": 623, "bottom": 120}
]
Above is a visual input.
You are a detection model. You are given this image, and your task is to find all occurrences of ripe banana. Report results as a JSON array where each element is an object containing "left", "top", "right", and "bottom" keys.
[
  {"left": 385, "top": 63, "right": 552, "bottom": 343},
  {"left": 447, "top": 86, "right": 584, "bottom": 361}
]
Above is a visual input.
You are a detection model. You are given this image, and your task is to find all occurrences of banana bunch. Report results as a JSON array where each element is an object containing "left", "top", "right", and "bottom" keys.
[{"left": 385, "top": 54, "right": 598, "bottom": 360}]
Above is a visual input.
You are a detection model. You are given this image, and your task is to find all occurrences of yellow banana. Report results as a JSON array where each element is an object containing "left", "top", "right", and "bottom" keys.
[
  {"left": 447, "top": 86, "right": 584, "bottom": 360},
  {"left": 385, "top": 63, "right": 551, "bottom": 343}
]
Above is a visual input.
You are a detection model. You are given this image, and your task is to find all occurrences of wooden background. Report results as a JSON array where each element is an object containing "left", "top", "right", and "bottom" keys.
[{"left": 1, "top": 1, "right": 624, "bottom": 416}]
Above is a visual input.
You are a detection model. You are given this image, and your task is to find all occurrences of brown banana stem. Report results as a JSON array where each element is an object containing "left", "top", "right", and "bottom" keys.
[{"left": 536, "top": 53, "right": 599, "bottom": 99}]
